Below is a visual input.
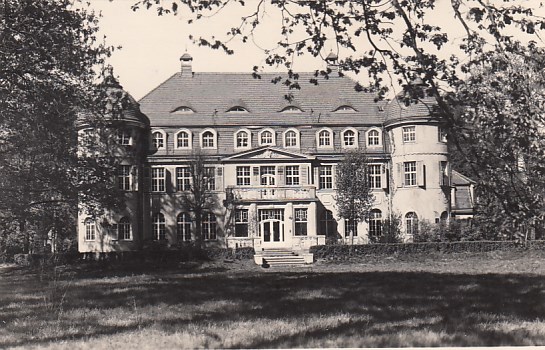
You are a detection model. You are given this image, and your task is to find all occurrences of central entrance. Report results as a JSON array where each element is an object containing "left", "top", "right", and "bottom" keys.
[{"left": 259, "top": 209, "right": 285, "bottom": 248}]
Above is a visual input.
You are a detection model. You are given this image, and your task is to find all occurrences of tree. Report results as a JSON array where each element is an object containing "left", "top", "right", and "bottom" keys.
[
  {"left": 0, "top": 0, "right": 116, "bottom": 254},
  {"left": 335, "top": 150, "right": 374, "bottom": 243},
  {"left": 131, "top": 0, "right": 545, "bottom": 233}
]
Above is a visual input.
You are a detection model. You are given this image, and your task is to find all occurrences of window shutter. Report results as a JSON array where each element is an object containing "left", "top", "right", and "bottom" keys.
[
  {"left": 417, "top": 161, "right": 425, "bottom": 187},
  {"left": 301, "top": 165, "right": 308, "bottom": 185},
  {"left": 277, "top": 165, "right": 285, "bottom": 186},
  {"left": 165, "top": 169, "right": 172, "bottom": 193},
  {"left": 252, "top": 166, "right": 259, "bottom": 185},
  {"left": 332, "top": 164, "right": 337, "bottom": 189},
  {"left": 381, "top": 164, "right": 388, "bottom": 190},
  {"left": 396, "top": 163, "right": 403, "bottom": 188},
  {"left": 132, "top": 166, "right": 138, "bottom": 191},
  {"left": 215, "top": 166, "right": 223, "bottom": 190}
]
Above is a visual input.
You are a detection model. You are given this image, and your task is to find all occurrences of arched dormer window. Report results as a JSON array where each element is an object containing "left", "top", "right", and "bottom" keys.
[
  {"left": 316, "top": 128, "right": 333, "bottom": 149},
  {"left": 341, "top": 128, "right": 358, "bottom": 148},
  {"left": 175, "top": 129, "right": 192, "bottom": 149},
  {"left": 334, "top": 105, "right": 356, "bottom": 112},
  {"left": 367, "top": 128, "right": 382, "bottom": 147},
  {"left": 227, "top": 106, "right": 248, "bottom": 113},
  {"left": 234, "top": 129, "right": 251, "bottom": 150},
  {"left": 284, "top": 128, "right": 300, "bottom": 148},
  {"left": 200, "top": 129, "right": 217, "bottom": 149},
  {"left": 259, "top": 128, "right": 276, "bottom": 146},
  {"left": 171, "top": 106, "right": 195, "bottom": 114},
  {"left": 151, "top": 130, "right": 166, "bottom": 150},
  {"left": 280, "top": 106, "right": 303, "bottom": 113}
]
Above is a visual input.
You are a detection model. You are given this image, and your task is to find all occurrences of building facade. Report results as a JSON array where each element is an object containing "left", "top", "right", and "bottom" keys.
[{"left": 78, "top": 55, "right": 468, "bottom": 255}]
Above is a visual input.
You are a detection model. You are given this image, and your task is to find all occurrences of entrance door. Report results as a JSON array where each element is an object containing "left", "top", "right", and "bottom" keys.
[{"left": 260, "top": 209, "right": 285, "bottom": 248}]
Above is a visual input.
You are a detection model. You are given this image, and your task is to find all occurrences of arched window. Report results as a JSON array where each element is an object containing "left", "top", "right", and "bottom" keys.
[
  {"left": 259, "top": 129, "right": 275, "bottom": 146},
  {"left": 84, "top": 219, "right": 95, "bottom": 241},
  {"left": 280, "top": 106, "right": 302, "bottom": 113},
  {"left": 440, "top": 211, "right": 448, "bottom": 226},
  {"left": 177, "top": 213, "right": 192, "bottom": 242},
  {"left": 368, "top": 209, "right": 382, "bottom": 238},
  {"left": 367, "top": 129, "right": 381, "bottom": 147},
  {"left": 227, "top": 106, "right": 248, "bottom": 113},
  {"left": 172, "top": 106, "right": 194, "bottom": 114},
  {"left": 118, "top": 217, "right": 131, "bottom": 240},
  {"left": 342, "top": 128, "right": 358, "bottom": 148},
  {"left": 152, "top": 213, "right": 166, "bottom": 240},
  {"left": 235, "top": 129, "right": 251, "bottom": 149},
  {"left": 175, "top": 130, "right": 192, "bottom": 149},
  {"left": 284, "top": 129, "right": 299, "bottom": 148},
  {"left": 405, "top": 212, "right": 418, "bottom": 235},
  {"left": 317, "top": 128, "right": 333, "bottom": 148},
  {"left": 202, "top": 213, "right": 217, "bottom": 240},
  {"left": 201, "top": 129, "right": 217, "bottom": 149},
  {"left": 334, "top": 105, "right": 356, "bottom": 112},
  {"left": 152, "top": 131, "right": 165, "bottom": 149}
]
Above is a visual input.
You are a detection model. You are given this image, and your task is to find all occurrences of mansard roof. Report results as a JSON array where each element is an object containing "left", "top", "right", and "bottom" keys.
[
  {"left": 384, "top": 96, "right": 440, "bottom": 126},
  {"left": 138, "top": 72, "right": 387, "bottom": 127}
]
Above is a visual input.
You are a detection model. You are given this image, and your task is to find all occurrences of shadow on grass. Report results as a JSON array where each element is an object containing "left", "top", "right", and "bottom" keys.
[{"left": 1, "top": 264, "right": 545, "bottom": 348}]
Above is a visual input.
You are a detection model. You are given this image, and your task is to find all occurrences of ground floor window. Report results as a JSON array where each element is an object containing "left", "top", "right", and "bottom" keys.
[
  {"left": 294, "top": 208, "right": 308, "bottom": 236},
  {"left": 235, "top": 209, "right": 249, "bottom": 237},
  {"left": 85, "top": 219, "right": 95, "bottom": 241},
  {"left": 368, "top": 209, "right": 382, "bottom": 238},
  {"left": 177, "top": 213, "right": 192, "bottom": 241},
  {"left": 406, "top": 212, "right": 418, "bottom": 235},
  {"left": 344, "top": 218, "right": 358, "bottom": 237},
  {"left": 202, "top": 212, "right": 217, "bottom": 240},
  {"left": 319, "top": 210, "right": 337, "bottom": 236},
  {"left": 118, "top": 217, "right": 131, "bottom": 240},
  {"left": 153, "top": 213, "right": 166, "bottom": 240}
]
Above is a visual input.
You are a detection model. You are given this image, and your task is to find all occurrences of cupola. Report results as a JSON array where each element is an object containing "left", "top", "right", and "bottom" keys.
[{"left": 180, "top": 53, "right": 193, "bottom": 76}]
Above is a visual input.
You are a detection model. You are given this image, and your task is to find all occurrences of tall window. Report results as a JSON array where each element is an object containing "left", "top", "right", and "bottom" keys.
[
  {"left": 404, "top": 161, "right": 417, "bottom": 187},
  {"left": 205, "top": 167, "right": 215, "bottom": 191},
  {"left": 344, "top": 218, "right": 358, "bottom": 237},
  {"left": 152, "top": 131, "right": 164, "bottom": 149},
  {"left": 260, "top": 130, "right": 274, "bottom": 145},
  {"left": 285, "top": 166, "right": 300, "bottom": 186},
  {"left": 202, "top": 130, "right": 215, "bottom": 149},
  {"left": 367, "top": 129, "right": 380, "bottom": 146},
  {"left": 84, "top": 219, "right": 95, "bottom": 241},
  {"left": 319, "top": 165, "right": 333, "bottom": 189},
  {"left": 368, "top": 209, "right": 382, "bottom": 238},
  {"left": 294, "top": 208, "right": 308, "bottom": 236},
  {"left": 235, "top": 209, "right": 249, "bottom": 237},
  {"left": 152, "top": 213, "right": 166, "bottom": 240},
  {"left": 342, "top": 129, "right": 356, "bottom": 147},
  {"left": 202, "top": 213, "right": 217, "bottom": 240},
  {"left": 368, "top": 164, "right": 382, "bottom": 189},
  {"left": 176, "top": 167, "right": 191, "bottom": 191},
  {"left": 118, "top": 165, "right": 131, "bottom": 191},
  {"left": 402, "top": 126, "right": 416, "bottom": 143},
  {"left": 117, "top": 129, "right": 131, "bottom": 145},
  {"left": 236, "top": 166, "right": 251, "bottom": 186},
  {"left": 176, "top": 131, "right": 190, "bottom": 148},
  {"left": 236, "top": 130, "right": 250, "bottom": 148},
  {"left": 284, "top": 130, "right": 298, "bottom": 147},
  {"left": 118, "top": 217, "right": 131, "bottom": 240},
  {"left": 151, "top": 168, "right": 166, "bottom": 192},
  {"left": 318, "top": 129, "right": 332, "bottom": 148},
  {"left": 405, "top": 212, "right": 418, "bottom": 235},
  {"left": 438, "top": 127, "right": 447, "bottom": 143},
  {"left": 320, "top": 210, "right": 336, "bottom": 236},
  {"left": 177, "top": 213, "right": 192, "bottom": 242},
  {"left": 260, "top": 166, "right": 276, "bottom": 186}
]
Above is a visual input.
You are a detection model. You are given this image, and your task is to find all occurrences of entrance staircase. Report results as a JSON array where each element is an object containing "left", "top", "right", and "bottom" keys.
[{"left": 254, "top": 248, "right": 313, "bottom": 267}]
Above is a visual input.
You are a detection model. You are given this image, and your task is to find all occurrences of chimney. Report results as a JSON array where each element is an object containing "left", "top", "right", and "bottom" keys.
[
  {"left": 180, "top": 53, "right": 193, "bottom": 77},
  {"left": 325, "top": 51, "right": 339, "bottom": 73}
]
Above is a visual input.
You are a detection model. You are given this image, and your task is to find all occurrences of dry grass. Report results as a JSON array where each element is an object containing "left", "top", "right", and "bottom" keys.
[{"left": 2, "top": 250, "right": 545, "bottom": 349}]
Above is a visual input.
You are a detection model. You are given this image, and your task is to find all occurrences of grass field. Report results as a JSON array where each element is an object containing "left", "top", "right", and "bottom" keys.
[{"left": 2, "top": 250, "right": 545, "bottom": 349}]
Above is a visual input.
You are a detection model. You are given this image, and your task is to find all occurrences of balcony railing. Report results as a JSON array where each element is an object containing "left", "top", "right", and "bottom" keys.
[{"left": 227, "top": 186, "right": 316, "bottom": 201}]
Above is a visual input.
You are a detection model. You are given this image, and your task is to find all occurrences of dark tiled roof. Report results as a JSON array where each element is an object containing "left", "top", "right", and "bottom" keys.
[
  {"left": 384, "top": 96, "right": 439, "bottom": 123},
  {"left": 139, "top": 72, "right": 387, "bottom": 127},
  {"left": 452, "top": 170, "right": 476, "bottom": 186},
  {"left": 454, "top": 187, "right": 473, "bottom": 210}
]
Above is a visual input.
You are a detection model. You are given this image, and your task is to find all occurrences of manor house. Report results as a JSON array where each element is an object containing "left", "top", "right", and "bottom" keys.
[{"left": 77, "top": 54, "right": 474, "bottom": 260}]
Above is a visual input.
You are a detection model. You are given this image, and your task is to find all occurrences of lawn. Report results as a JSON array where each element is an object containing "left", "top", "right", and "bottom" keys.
[{"left": 2, "top": 250, "right": 545, "bottom": 349}]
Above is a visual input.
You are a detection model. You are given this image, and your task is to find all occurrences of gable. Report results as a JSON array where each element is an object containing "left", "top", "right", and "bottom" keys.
[{"left": 222, "top": 147, "right": 315, "bottom": 162}]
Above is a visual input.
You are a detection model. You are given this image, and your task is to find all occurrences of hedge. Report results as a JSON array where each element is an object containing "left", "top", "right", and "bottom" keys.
[{"left": 310, "top": 240, "right": 545, "bottom": 260}]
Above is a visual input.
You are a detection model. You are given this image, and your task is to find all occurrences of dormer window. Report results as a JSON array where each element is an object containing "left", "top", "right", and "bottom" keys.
[
  {"left": 280, "top": 106, "right": 302, "bottom": 113},
  {"left": 366, "top": 128, "right": 382, "bottom": 147},
  {"left": 334, "top": 105, "right": 356, "bottom": 112},
  {"left": 200, "top": 129, "right": 217, "bottom": 149},
  {"left": 316, "top": 128, "right": 333, "bottom": 149},
  {"left": 152, "top": 130, "right": 165, "bottom": 149},
  {"left": 172, "top": 106, "right": 194, "bottom": 114},
  {"left": 227, "top": 106, "right": 248, "bottom": 113},
  {"left": 259, "top": 128, "right": 276, "bottom": 146},
  {"left": 235, "top": 129, "right": 251, "bottom": 150},
  {"left": 284, "top": 128, "right": 300, "bottom": 148},
  {"left": 342, "top": 128, "right": 358, "bottom": 148},
  {"left": 175, "top": 129, "right": 192, "bottom": 149}
]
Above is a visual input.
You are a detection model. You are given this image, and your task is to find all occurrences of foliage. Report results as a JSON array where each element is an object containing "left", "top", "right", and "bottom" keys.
[
  {"left": 0, "top": 0, "right": 117, "bottom": 253},
  {"left": 335, "top": 150, "right": 374, "bottom": 225},
  {"left": 380, "top": 212, "right": 403, "bottom": 243},
  {"left": 413, "top": 219, "right": 481, "bottom": 243}
]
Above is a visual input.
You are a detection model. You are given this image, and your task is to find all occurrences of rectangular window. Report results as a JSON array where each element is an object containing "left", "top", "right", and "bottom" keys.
[
  {"left": 85, "top": 221, "right": 95, "bottom": 241},
  {"left": 235, "top": 209, "right": 249, "bottom": 237},
  {"left": 285, "top": 165, "right": 300, "bottom": 186},
  {"left": 117, "top": 129, "right": 131, "bottom": 145},
  {"left": 176, "top": 167, "right": 191, "bottom": 191},
  {"left": 404, "top": 161, "right": 417, "bottom": 186},
  {"left": 319, "top": 165, "right": 333, "bottom": 189},
  {"left": 440, "top": 161, "right": 449, "bottom": 186},
  {"left": 205, "top": 167, "right": 215, "bottom": 191},
  {"left": 118, "top": 165, "right": 131, "bottom": 191},
  {"left": 368, "top": 164, "right": 382, "bottom": 189},
  {"left": 438, "top": 127, "right": 447, "bottom": 143},
  {"left": 402, "top": 126, "right": 416, "bottom": 143},
  {"left": 236, "top": 166, "right": 251, "bottom": 186},
  {"left": 202, "top": 213, "right": 217, "bottom": 240},
  {"left": 294, "top": 208, "right": 308, "bottom": 236},
  {"left": 344, "top": 218, "right": 358, "bottom": 237},
  {"left": 151, "top": 167, "right": 166, "bottom": 192}
]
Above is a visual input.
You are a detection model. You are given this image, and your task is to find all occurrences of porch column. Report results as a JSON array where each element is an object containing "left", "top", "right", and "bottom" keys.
[
  {"left": 308, "top": 201, "right": 317, "bottom": 237},
  {"left": 285, "top": 202, "right": 294, "bottom": 248}
]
